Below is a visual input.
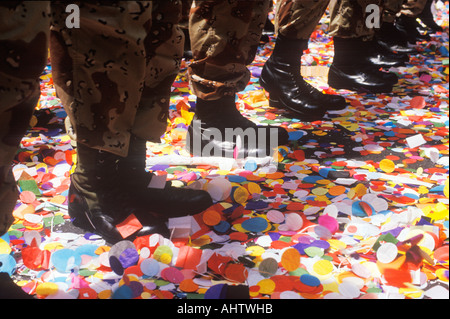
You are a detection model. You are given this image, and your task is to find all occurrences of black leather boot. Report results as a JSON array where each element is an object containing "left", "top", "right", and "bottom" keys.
[
  {"left": 376, "top": 22, "right": 417, "bottom": 54},
  {"left": 0, "top": 273, "right": 34, "bottom": 299},
  {"left": 396, "top": 15, "right": 431, "bottom": 43},
  {"left": 186, "top": 96, "right": 289, "bottom": 158},
  {"left": 418, "top": 0, "right": 443, "bottom": 32},
  {"left": 260, "top": 17, "right": 275, "bottom": 43},
  {"left": 259, "top": 35, "right": 347, "bottom": 120},
  {"left": 118, "top": 135, "right": 213, "bottom": 218},
  {"left": 366, "top": 39, "right": 408, "bottom": 68},
  {"left": 68, "top": 144, "right": 169, "bottom": 244},
  {"left": 69, "top": 142, "right": 213, "bottom": 244},
  {"left": 328, "top": 37, "right": 397, "bottom": 94}
]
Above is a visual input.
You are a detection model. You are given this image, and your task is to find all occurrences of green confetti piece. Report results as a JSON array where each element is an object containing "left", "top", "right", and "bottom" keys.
[
  {"left": 43, "top": 214, "right": 65, "bottom": 227},
  {"left": 18, "top": 179, "right": 41, "bottom": 196}
]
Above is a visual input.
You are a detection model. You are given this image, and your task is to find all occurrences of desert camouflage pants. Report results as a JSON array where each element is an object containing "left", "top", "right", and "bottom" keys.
[
  {"left": 274, "top": 0, "right": 381, "bottom": 41},
  {"left": 51, "top": 1, "right": 184, "bottom": 158},
  {"left": 1, "top": 0, "right": 184, "bottom": 161},
  {"left": 187, "top": 0, "right": 271, "bottom": 100},
  {"left": 328, "top": 0, "right": 382, "bottom": 40},
  {"left": 0, "top": 2, "right": 50, "bottom": 235},
  {"left": 383, "top": 0, "right": 427, "bottom": 23},
  {"left": 0, "top": 0, "right": 184, "bottom": 232}
]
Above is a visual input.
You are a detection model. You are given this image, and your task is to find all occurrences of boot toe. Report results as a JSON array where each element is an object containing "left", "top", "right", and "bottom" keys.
[{"left": 328, "top": 65, "right": 394, "bottom": 94}]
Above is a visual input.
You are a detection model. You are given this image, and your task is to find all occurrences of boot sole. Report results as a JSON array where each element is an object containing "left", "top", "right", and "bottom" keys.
[
  {"left": 327, "top": 70, "right": 394, "bottom": 94},
  {"left": 328, "top": 80, "right": 394, "bottom": 94}
]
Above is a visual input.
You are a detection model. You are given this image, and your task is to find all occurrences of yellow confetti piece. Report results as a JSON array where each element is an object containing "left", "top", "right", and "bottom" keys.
[
  {"left": 445, "top": 178, "right": 449, "bottom": 198},
  {"left": 379, "top": 159, "right": 395, "bottom": 173},
  {"left": 160, "top": 253, "right": 172, "bottom": 264},
  {"left": 246, "top": 245, "right": 265, "bottom": 257},
  {"left": 312, "top": 259, "right": 334, "bottom": 277},
  {"left": 257, "top": 279, "right": 276, "bottom": 295},
  {"left": 0, "top": 238, "right": 11, "bottom": 255},
  {"left": 436, "top": 269, "right": 449, "bottom": 282},
  {"left": 98, "top": 290, "right": 112, "bottom": 299},
  {"left": 328, "top": 239, "right": 347, "bottom": 251},
  {"left": 311, "top": 187, "right": 328, "bottom": 196},
  {"left": 36, "top": 282, "right": 59, "bottom": 296}
]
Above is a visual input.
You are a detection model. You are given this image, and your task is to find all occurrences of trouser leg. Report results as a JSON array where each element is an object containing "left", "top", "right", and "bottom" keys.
[
  {"left": 258, "top": 0, "right": 347, "bottom": 120},
  {"left": 188, "top": 0, "right": 271, "bottom": 100},
  {"left": 186, "top": 0, "right": 288, "bottom": 158},
  {"left": 275, "top": 0, "right": 330, "bottom": 40},
  {"left": 0, "top": 1, "right": 50, "bottom": 299},
  {"left": 0, "top": 1, "right": 50, "bottom": 236},
  {"left": 50, "top": 1, "right": 212, "bottom": 243},
  {"left": 327, "top": 0, "right": 399, "bottom": 93}
]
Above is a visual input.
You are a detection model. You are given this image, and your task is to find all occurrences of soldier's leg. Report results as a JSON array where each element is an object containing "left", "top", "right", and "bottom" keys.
[
  {"left": 401, "top": 0, "right": 428, "bottom": 17},
  {"left": 50, "top": 1, "right": 211, "bottom": 244},
  {"left": 127, "top": 0, "right": 213, "bottom": 222},
  {"left": 181, "top": 0, "right": 194, "bottom": 59},
  {"left": 0, "top": 1, "right": 50, "bottom": 299},
  {"left": 186, "top": 0, "right": 288, "bottom": 159},
  {"left": 327, "top": 0, "right": 398, "bottom": 93},
  {"left": 397, "top": 0, "right": 435, "bottom": 41},
  {"left": 377, "top": 0, "right": 417, "bottom": 53},
  {"left": 416, "top": 0, "right": 443, "bottom": 31},
  {"left": 259, "top": 0, "right": 348, "bottom": 121}
]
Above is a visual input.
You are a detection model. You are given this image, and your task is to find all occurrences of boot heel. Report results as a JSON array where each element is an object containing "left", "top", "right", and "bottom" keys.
[
  {"left": 68, "top": 183, "right": 96, "bottom": 232},
  {"left": 260, "top": 88, "right": 282, "bottom": 109},
  {"left": 268, "top": 96, "right": 283, "bottom": 108}
]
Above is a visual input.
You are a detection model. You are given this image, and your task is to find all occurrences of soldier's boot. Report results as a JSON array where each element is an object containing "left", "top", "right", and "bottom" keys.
[
  {"left": 396, "top": 15, "right": 431, "bottom": 43},
  {"left": 328, "top": 37, "right": 398, "bottom": 94},
  {"left": 376, "top": 21, "right": 417, "bottom": 54},
  {"left": 117, "top": 135, "right": 213, "bottom": 216},
  {"left": 259, "top": 35, "right": 348, "bottom": 121},
  {"left": 0, "top": 166, "right": 17, "bottom": 237},
  {"left": 365, "top": 38, "right": 409, "bottom": 68},
  {"left": 186, "top": 96, "right": 289, "bottom": 158},
  {"left": 260, "top": 17, "right": 275, "bottom": 43},
  {"left": 68, "top": 142, "right": 212, "bottom": 244},
  {"left": 0, "top": 273, "right": 34, "bottom": 299},
  {"left": 418, "top": 0, "right": 443, "bottom": 32},
  {"left": 68, "top": 143, "right": 168, "bottom": 244}
]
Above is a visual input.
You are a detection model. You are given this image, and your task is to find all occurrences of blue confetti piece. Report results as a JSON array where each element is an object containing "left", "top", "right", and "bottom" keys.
[
  {"left": 300, "top": 274, "right": 321, "bottom": 287},
  {"left": 241, "top": 217, "right": 268, "bottom": 233},
  {"left": 288, "top": 130, "right": 304, "bottom": 141},
  {"left": 50, "top": 249, "right": 81, "bottom": 273},
  {"left": 0, "top": 254, "right": 16, "bottom": 276}
]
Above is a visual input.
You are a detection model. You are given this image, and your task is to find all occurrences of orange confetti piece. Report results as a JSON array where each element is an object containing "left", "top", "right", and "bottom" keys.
[
  {"left": 409, "top": 96, "right": 426, "bottom": 109},
  {"left": 281, "top": 248, "right": 301, "bottom": 272},
  {"left": 328, "top": 185, "right": 346, "bottom": 196},
  {"left": 225, "top": 263, "right": 248, "bottom": 283},
  {"left": 115, "top": 214, "right": 143, "bottom": 239},
  {"left": 179, "top": 279, "right": 199, "bottom": 292},
  {"left": 202, "top": 209, "right": 222, "bottom": 226}
]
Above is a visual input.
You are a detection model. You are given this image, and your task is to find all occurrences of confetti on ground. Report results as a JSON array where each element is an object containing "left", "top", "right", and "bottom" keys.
[{"left": 2, "top": 7, "right": 449, "bottom": 300}]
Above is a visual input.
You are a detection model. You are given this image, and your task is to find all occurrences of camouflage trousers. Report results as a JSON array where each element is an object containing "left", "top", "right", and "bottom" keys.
[
  {"left": 51, "top": 1, "right": 184, "bottom": 158},
  {"left": 187, "top": 0, "right": 271, "bottom": 100},
  {"left": 274, "top": 0, "right": 382, "bottom": 41},
  {"left": 328, "top": 0, "right": 382, "bottom": 40},
  {"left": 0, "top": 1, "right": 184, "bottom": 233},
  {"left": 1, "top": 0, "right": 184, "bottom": 161},
  {"left": 382, "top": 0, "right": 427, "bottom": 23}
]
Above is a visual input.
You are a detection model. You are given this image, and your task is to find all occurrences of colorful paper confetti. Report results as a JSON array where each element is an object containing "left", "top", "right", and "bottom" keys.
[{"left": 2, "top": 7, "right": 449, "bottom": 300}]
